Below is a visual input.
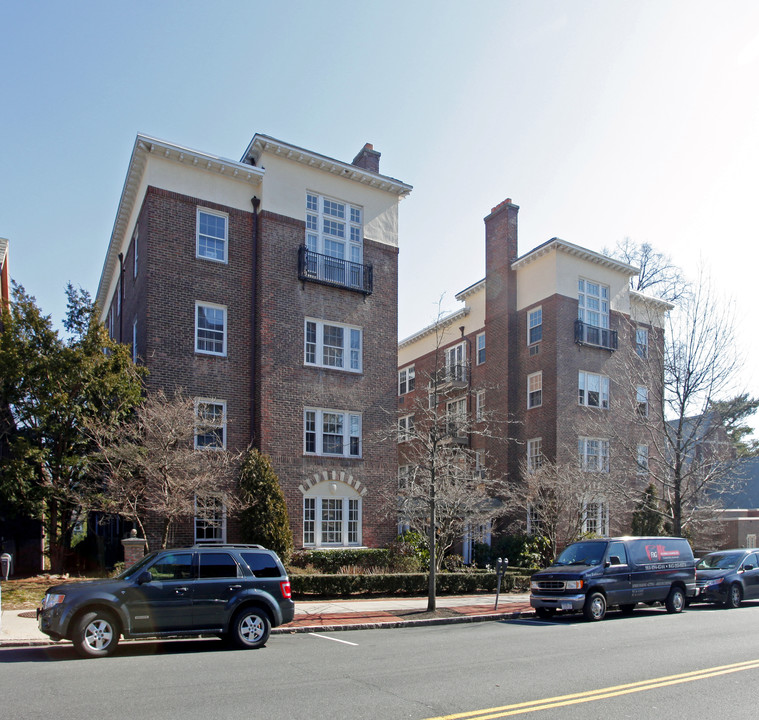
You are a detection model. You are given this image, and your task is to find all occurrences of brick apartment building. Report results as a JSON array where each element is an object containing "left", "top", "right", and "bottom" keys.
[
  {"left": 96, "top": 134, "right": 411, "bottom": 551},
  {"left": 397, "top": 199, "right": 671, "bottom": 558}
]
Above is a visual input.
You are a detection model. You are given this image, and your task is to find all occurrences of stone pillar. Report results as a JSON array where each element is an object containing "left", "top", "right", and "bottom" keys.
[{"left": 121, "top": 529, "right": 147, "bottom": 569}]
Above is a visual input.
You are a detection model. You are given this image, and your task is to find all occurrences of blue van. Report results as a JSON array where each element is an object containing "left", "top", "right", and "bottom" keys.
[{"left": 530, "top": 536, "right": 696, "bottom": 621}]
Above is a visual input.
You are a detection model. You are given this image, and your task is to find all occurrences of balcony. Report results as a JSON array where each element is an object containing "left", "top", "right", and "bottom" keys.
[
  {"left": 298, "top": 246, "right": 373, "bottom": 295},
  {"left": 431, "top": 363, "right": 469, "bottom": 389},
  {"left": 574, "top": 319, "right": 618, "bottom": 351}
]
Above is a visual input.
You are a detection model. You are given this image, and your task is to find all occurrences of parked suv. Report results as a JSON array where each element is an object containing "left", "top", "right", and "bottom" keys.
[
  {"left": 38, "top": 544, "right": 294, "bottom": 658},
  {"left": 530, "top": 536, "right": 696, "bottom": 621}
]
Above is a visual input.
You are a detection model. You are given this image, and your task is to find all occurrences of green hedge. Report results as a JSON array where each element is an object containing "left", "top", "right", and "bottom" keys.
[
  {"left": 290, "top": 548, "right": 393, "bottom": 573},
  {"left": 290, "top": 571, "right": 531, "bottom": 598}
]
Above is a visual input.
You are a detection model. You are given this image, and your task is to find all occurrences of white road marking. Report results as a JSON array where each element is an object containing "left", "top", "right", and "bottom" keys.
[{"left": 308, "top": 633, "right": 359, "bottom": 646}]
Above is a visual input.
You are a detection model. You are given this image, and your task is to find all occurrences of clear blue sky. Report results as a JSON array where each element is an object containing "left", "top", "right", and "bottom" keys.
[{"left": 2, "top": 0, "right": 758, "bottom": 400}]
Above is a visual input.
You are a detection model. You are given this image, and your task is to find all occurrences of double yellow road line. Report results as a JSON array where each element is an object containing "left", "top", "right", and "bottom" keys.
[{"left": 423, "top": 658, "right": 759, "bottom": 719}]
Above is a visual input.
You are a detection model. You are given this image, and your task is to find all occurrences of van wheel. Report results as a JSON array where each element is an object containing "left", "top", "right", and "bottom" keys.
[
  {"left": 583, "top": 592, "right": 606, "bottom": 621},
  {"left": 535, "top": 607, "right": 555, "bottom": 619},
  {"left": 725, "top": 583, "right": 742, "bottom": 609},
  {"left": 665, "top": 587, "right": 685, "bottom": 613},
  {"left": 619, "top": 604, "right": 636, "bottom": 614}
]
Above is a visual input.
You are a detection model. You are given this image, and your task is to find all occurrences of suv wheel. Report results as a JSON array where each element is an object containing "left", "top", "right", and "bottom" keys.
[
  {"left": 73, "top": 610, "right": 120, "bottom": 658},
  {"left": 583, "top": 592, "right": 607, "bottom": 621},
  {"left": 230, "top": 608, "right": 270, "bottom": 649},
  {"left": 665, "top": 586, "right": 685, "bottom": 613}
]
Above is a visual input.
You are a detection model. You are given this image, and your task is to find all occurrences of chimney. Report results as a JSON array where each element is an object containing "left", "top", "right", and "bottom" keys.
[{"left": 351, "top": 143, "right": 381, "bottom": 173}]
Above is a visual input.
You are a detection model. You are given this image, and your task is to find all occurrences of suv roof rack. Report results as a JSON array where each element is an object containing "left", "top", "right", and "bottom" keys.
[{"left": 190, "top": 543, "right": 266, "bottom": 549}]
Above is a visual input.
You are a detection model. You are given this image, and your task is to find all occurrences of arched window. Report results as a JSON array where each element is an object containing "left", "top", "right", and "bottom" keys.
[{"left": 302, "top": 480, "right": 363, "bottom": 547}]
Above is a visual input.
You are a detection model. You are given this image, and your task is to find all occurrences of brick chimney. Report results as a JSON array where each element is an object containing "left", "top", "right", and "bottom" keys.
[{"left": 351, "top": 143, "right": 381, "bottom": 173}]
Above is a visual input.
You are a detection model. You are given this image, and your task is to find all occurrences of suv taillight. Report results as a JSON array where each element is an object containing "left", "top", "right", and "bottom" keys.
[{"left": 280, "top": 580, "right": 292, "bottom": 599}]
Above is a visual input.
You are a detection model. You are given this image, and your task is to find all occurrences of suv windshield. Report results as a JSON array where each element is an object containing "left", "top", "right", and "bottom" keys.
[
  {"left": 697, "top": 553, "right": 743, "bottom": 571},
  {"left": 554, "top": 541, "right": 607, "bottom": 567},
  {"left": 116, "top": 551, "right": 161, "bottom": 580}
]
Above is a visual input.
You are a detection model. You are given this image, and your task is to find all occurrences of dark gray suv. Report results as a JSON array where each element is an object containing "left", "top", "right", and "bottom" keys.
[{"left": 38, "top": 544, "right": 294, "bottom": 658}]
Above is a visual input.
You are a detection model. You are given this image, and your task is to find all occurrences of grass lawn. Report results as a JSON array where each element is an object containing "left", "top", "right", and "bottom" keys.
[{"left": 1, "top": 576, "right": 90, "bottom": 610}]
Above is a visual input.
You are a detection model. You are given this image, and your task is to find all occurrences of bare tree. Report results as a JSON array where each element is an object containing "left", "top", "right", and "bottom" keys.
[
  {"left": 606, "top": 237, "right": 689, "bottom": 304},
  {"left": 87, "top": 389, "right": 237, "bottom": 551},
  {"left": 391, "top": 308, "right": 513, "bottom": 611}
]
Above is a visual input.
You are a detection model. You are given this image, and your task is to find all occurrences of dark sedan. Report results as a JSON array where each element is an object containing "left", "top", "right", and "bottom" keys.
[{"left": 695, "top": 549, "right": 759, "bottom": 608}]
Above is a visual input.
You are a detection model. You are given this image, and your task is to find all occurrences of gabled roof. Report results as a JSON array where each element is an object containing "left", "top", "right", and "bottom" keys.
[
  {"left": 511, "top": 237, "right": 640, "bottom": 275},
  {"left": 241, "top": 134, "right": 412, "bottom": 197}
]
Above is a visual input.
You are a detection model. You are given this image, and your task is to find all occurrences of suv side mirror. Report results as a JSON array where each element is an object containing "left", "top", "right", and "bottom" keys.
[
  {"left": 743, "top": 564, "right": 754, "bottom": 571},
  {"left": 137, "top": 571, "right": 153, "bottom": 585}
]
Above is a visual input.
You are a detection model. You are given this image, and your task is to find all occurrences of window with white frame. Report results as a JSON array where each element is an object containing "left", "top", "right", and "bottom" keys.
[
  {"left": 476, "top": 332, "right": 486, "bottom": 365},
  {"left": 527, "top": 371, "right": 542, "bottom": 409},
  {"left": 445, "top": 342, "right": 466, "bottom": 382},
  {"left": 474, "top": 450, "right": 486, "bottom": 479},
  {"left": 582, "top": 500, "right": 609, "bottom": 536},
  {"left": 636, "top": 327, "right": 649, "bottom": 358},
  {"left": 132, "top": 319, "right": 138, "bottom": 363},
  {"left": 637, "top": 444, "right": 649, "bottom": 474},
  {"left": 304, "top": 319, "right": 362, "bottom": 372},
  {"left": 528, "top": 307, "right": 543, "bottom": 344},
  {"left": 447, "top": 397, "right": 467, "bottom": 436},
  {"left": 475, "top": 390, "right": 485, "bottom": 421},
  {"left": 197, "top": 208, "right": 228, "bottom": 263},
  {"left": 304, "top": 409, "right": 361, "bottom": 457},
  {"left": 303, "top": 482, "right": 362, "bottom": 547},
  {"left": 527, "top": 438, "right": 543, "bottom": 473},
  {"left": 195, "top": 399, "right": 227, "bottom": 449},
  {"left": 578, "top": 279, "right": 609, "bottom": 329},
  {"left": 578, "top": 437, "right": 610, "bottom": 472},
  {"left": 578, "top": 371, "right": 610, "bottom": 408},
  {"left": 194, "top": 494, "right": 226, "bottom": 543},
  {"left": 637, "top": 386, "right": 649, "bottom": 417},
  {"left": 527, "top": 503, "right": 543, "bottom": 536},
  {"left": 305, "top": 192, "right": 363, "bottom": 265},
  {"left": 398, "top": 365, "right": 415, "bottom": 395},
  {"left": 133, "top": 227, "right": 138, "bottom": 278},
  {"left": 398, "top": 414, "right": 415, "bottom": 442},
  {"left": 195, "top": 302, "right": 227, "bottom": 356}
]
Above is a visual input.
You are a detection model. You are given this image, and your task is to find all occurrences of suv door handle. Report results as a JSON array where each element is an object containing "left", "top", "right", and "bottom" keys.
[
  {"left": 229, "top": 585, "right": 242, "bottom": 590},
  {"left": 174, "top": 587, "right": 188, "bottom": 594}
]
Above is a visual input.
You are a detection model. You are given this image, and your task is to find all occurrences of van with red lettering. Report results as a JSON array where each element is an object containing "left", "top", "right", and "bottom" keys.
[{"left": 530, "top": 536, "right": 696, "bottom": 621}]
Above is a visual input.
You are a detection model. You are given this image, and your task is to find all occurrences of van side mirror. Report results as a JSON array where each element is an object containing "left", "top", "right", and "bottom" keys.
[
  {"left": 608, "top": 555, "right": 622, "bottom": 566},
  {"left": 137, "top": 571, "right": 153, "bottom": 585}
]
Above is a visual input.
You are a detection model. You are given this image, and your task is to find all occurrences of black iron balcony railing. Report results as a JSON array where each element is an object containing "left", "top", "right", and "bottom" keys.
[
  {"left": 298, "top": 246, "right": 373, "bottom": 295},
  {"left": 575, "top": 319, "right": 618, "bottom": 351}
]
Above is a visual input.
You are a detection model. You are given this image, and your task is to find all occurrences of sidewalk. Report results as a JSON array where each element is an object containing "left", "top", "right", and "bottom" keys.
[{"left": 0, "top": 593, "right": 533, "bottom": 648}]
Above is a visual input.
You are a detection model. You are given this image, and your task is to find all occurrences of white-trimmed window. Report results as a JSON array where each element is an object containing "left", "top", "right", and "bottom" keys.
[
  {"left": 306, "top": 192, "right": 363, "bottom": 264},
  {"left": 195, "top": 302, "right": 227, "bottom": 355},
  {"left": 578, "top": 371, "right": 610, "bottom": 409},
  {"left": 304, "top": 409, "right": 361, "bottom": 457},
  {"left": 475, "top": 390, "right": 485, "bottom": 421},
  {"left": 132, "top": 319, "right": 138, "bottom": 363},
  {"left": 133, "top": 227, "right": 138, "bottom": 278},
  {"left": 195, "top": 399, "right": 227, "bottom": 450},
  {"left": 447, "top": 397, "right": 467, "bottom": 436},
  {"left": 398, "top": 365, "right": 415, "bottom": 395},
  {"left": 582, "top": 500, "right": 609, "bottom": 536},
  {"left": 305, "top": 319, "right": 362, "bottom": 372},
  {"left": 636, "top": 327, "right": 649, "bottom": 359},
  {"left": 476, "top": 332, "right": 486, "bottom": 365},
  {"left": 579, "top": 437, "right": 610, "bottom": 472},
  {"left": 578, "top": 279, "right": 609, "bottom": 329},
  {"left": 194, "top": 494, "right": 226, "bottom": 543},
  {"left": 445, "top": 342, "right": 467, "bottom": 382},
  {"left": 197, "top": 208, "right": 228, "bottom": 263},
  {"left": 474, "top": 451, "right": 486, "bottom": 479},
  {"left": 637, "top": 386, "right": 649, "bottom": 417},
  {"left": 527, "top": 438, "right": 543, "bottom": 473},
  {"left": 528, "top": 307, "right": 542, "bottom": 344},
  {"left": 637, "top": 444, "right": 649, "bottom": 474},
  {"left": 527, "top": 371, "right": 542, "bottom": 409},
  {"left": 398, "top": 414, "right": 414, "bottom": 443},
  {"left": 303, "top": 482, "right": 362, "bottom": 547}
]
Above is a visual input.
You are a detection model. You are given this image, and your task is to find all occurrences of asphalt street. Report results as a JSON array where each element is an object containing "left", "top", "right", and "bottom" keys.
[{"left": 3, "top": 602, "right": 758, "bottom": 720}]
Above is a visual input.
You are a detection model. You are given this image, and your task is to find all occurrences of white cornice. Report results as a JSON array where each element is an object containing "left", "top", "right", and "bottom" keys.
[
  {"left": 0, "top": 238, "right": 7, "bottom": 268},
  {"left": 242, "top": 134, "right": 413, "bottom": 198},
  {"left": 511, "top": 237, "right": 640, "bottom": 276},
  {"left": 629, "top": 289, "right": 674, "bottom": 312},
  {"left": 455, "top": 278, "right": 485, "bottom": 302},
  {"left": 96, "top": 134, "right": 265, "bottom": 313},
  {"left": 398, "top": 307, "right": 471, "bottom": 350}
]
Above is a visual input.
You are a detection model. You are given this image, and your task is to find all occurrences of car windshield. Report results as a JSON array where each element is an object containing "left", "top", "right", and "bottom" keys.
[
  {"left": 697, "top": 553, "right": 743, "bottom": 571},
  {"left": 554, "top": 542, "right": 607, "bottom": 567},
  {"left": 116, "top": 551, "right": 161, "bottom": 580}
]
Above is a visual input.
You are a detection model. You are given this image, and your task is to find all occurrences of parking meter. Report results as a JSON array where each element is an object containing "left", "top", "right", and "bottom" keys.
[
  {"left": 1, "top": 553, "right": 11, "bottom": 581},
  {"left": 494, "top": 556, "right": 509, "bottom": 609}
]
